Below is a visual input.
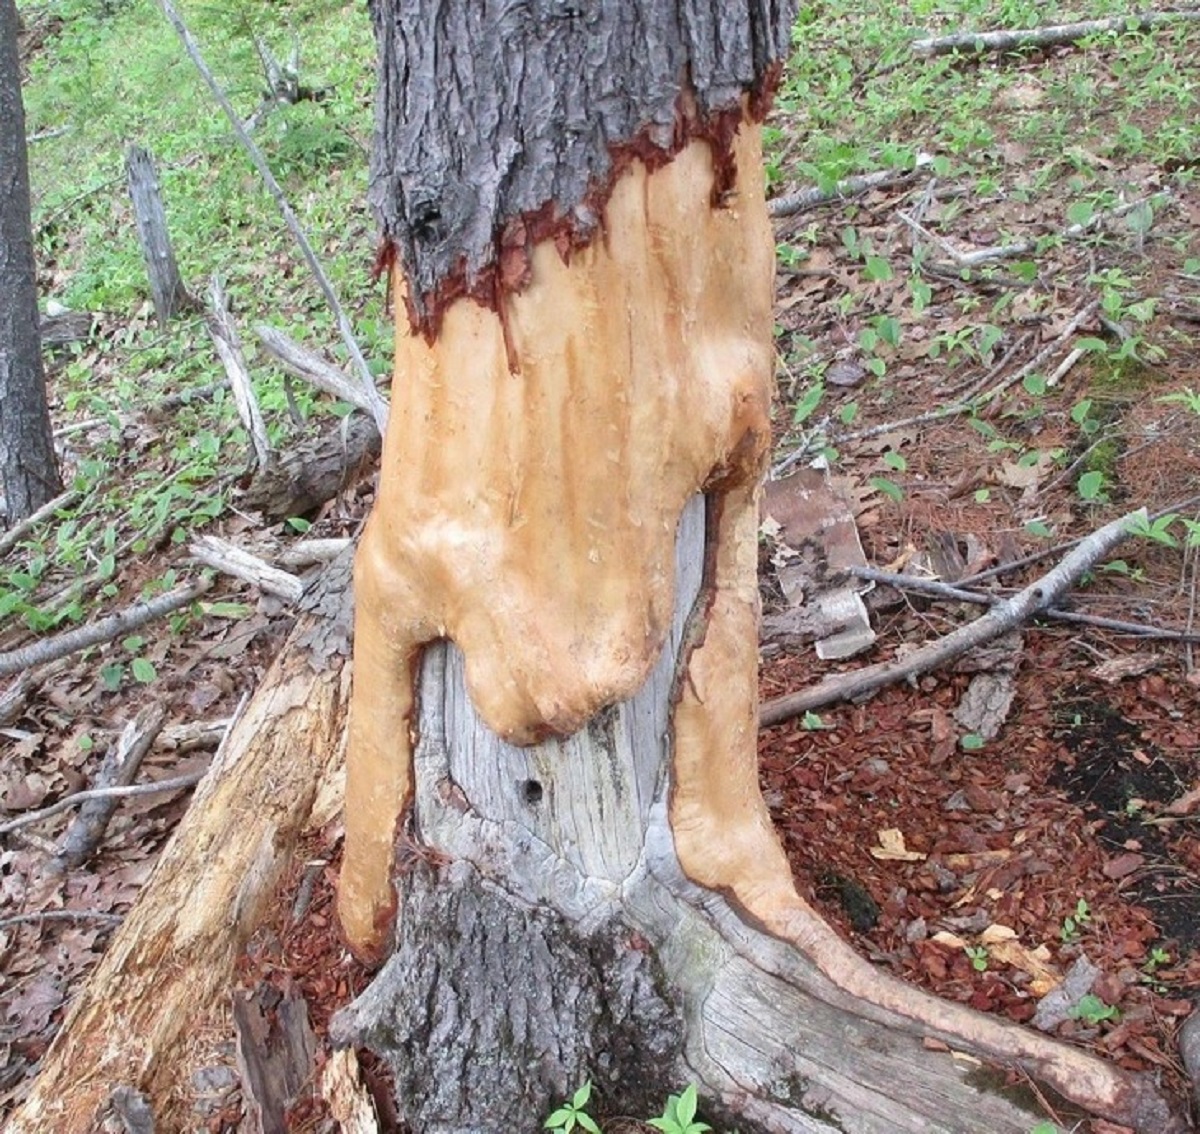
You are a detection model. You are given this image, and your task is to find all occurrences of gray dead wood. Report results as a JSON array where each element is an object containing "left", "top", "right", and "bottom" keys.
[
  {"left": 125, "top": 145, "right": 195, "bottom": 326},
  {"left": 53, "top": 703, "right": 168, "bottom": 870},
  {"left": 232, "top": 982, "right": 317, "bottom": 1134},
  {"left": 0, "top": 487, "right": 79, "bottom": 557},
  {"left": 759, "top": 508, "right": 1145, "bottom": 728},
  {"left": 254, "top": 324, "right": 382, "bottom": 420},
  {"left": 207, "top": 275, "right": 270, "bottom": 471},
  {"left": 912, "top": 12, "right": 1200, "bottom": 57},
  {"left": 332, "top": 497, "right": 1178, "bottom": 1134},
  {"left": 189, "top": 534, "right": 304, "bottom": 603},
  {"left": 768, "top": 154, "right": 933, "bottom": 218},
  {"left": 240, "top": 411, "right": 380, "bottom": 521}
]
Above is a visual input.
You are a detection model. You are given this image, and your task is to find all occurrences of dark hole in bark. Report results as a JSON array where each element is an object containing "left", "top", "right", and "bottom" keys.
[{"left": 522, "top": 779, "right": 544, "bottom": 806}]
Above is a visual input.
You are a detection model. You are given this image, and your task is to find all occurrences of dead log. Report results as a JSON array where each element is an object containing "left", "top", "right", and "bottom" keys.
[{"left": 5, "top": 552, "right": 354, "bottom": 1133}]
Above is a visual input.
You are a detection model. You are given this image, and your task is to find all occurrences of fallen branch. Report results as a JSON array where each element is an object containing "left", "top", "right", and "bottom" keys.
[
  {"left": 0, "top": 910, "right": 124, "bottom": 931},
  {"left": 768, "top": 154, "right": 933, "bottom": 218},
  {"left": 0, "top": 771, "right": 207, "bottom": 838},
  {"left": 52, "top": 704, "right": 168, "bottom": 871},
  {"left": 0, "top": 579, "right": 210, "bottom": 679},
  {"left": 961, "top": 493, "right": 1200, "bottom": 586},
  {"left": 929, "top": 193, "right": 1170, "bottom": 270},
  {"left": 0, "top": 489, "right": 81, "bottom": 558},
  {"left": 760, "top": 508, "right": 1144, "bottom": 728},
  {"left": 190, "top": 535, "right": 304, "bottom": 603},
  {"left": 912, "top": 12, "right": 1200, "bottom": 57},
  {"left": 208, "top": 275, "right": 271, "bottom": 471},
  {"left": 155, "top": 0, "right": 389, "bottom": 435}
]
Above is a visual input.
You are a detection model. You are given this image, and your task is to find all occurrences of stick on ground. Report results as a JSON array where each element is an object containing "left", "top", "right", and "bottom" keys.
[
  {"left": 0, "top": 579, "right": 210, "bottom": 679},
  {"left": 912, "top": 13, "right": 1200, "bottom": 57}
]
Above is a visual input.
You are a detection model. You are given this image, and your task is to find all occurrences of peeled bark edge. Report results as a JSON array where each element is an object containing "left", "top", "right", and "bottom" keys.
[{"left": 367, "top": 0, "right": 797, "bottom": 340}]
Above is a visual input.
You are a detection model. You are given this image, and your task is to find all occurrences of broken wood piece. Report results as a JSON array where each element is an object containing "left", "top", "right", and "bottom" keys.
[
  {"left": 0, "top": 488, "right": 80, "bottom": 558},
  {"left": 0, "top": 579, "right": 210, "bottom": 679},
  {"left": 125, "top": 144, "right": 195, "bottom": 325},
  {"left": 240, "top": 412, "right": 380, "bottom": 521},
  {"left": 320, "top": 1049, "right": 380, "bottom": 1134},
  {"left": 5, "top": 555, "right": 353, "bottom": 1132},
  {"left": 208, "top": 275, "right": 271, "bottom": 472},
  {"left": 53, "top": 703, "right": 168, "bottom": 870},
  {"left": 760, "top": 508, "right": 1146, "bottom": 728},
  {"left": 767, "top": 153, "right": 933, "bottom": 218},
  {"left": 107, "top": 1085, "right": 156, "bottom": 1134},
  {"left": 762, "top": 468, "right": 876, "bottom": 660},
  {"left": 912, "top": 13, "right": 1200, "bottom": 57},
  {"left": 232, "top": 981, "right": 317, "bottom": 1134},
  {"left": 189, "top": 535, "right": 304, "bottom": 603},
  {"left": 274, "top": 537, "right": 352, "bottom": 570}
]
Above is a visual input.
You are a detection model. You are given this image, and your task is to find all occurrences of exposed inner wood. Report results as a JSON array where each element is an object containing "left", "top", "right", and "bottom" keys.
[{"left": 339, "top": 118, "right": 776, "bottom": 960}]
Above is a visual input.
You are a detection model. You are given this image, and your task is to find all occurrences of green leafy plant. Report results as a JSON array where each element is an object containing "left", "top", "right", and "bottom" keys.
[
  {"left": 1069, "top": 993, "right": 1119, "bottom": 1025},
  {"left": 1060, "top": 898, "right": 1092, "bottom": 943},
  {"left": 648, "top": 1084, "right": 711, "bottom": 1134},
  {"left": 964, "top": 944, "right": 989, "bottom": 972},
  {"left": 545, "top": 1081, "right": 601, "bottom": 1134}
]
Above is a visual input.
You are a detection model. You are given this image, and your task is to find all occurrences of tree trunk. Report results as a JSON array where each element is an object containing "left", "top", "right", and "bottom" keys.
[
  {"left": 0, "top": 0, "right": 62, "bottom": 524},
  {"left": 334, "top": 2, "right": 1185, "bottom": 1131}
]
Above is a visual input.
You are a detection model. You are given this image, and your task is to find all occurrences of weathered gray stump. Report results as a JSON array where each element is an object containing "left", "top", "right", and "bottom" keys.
[{"left": 125, "top": 144, "right": 194, "bottom": 326}]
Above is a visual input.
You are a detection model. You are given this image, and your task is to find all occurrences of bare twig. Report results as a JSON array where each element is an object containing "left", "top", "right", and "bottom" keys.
[
  {"left": 208, "top": 276, "right": 271, "bottom": 471},
  {"left": 960, "top": 494, "right": 1200, "bottom": 586},
  {"left": 0, "top": 489, "right": 81, "bottom": 558},
  {"left": 848, "top": 565, "right": 1200, "bottom": 642},
  {"left": 912, "top": 12, "right": 1200, "bottom": 57},
  {"left": 769, "top": 154, "right": 934, "bottom": 218},
  {"left": 0, "top": 771, "right": 207, "bottom": 838},
  {"left": 928, "top": 194, "right": 1170, "bottom": 270},
  {"left": 760, "top": 509, "right": 1145, "bottom": 728},
  {"left": 52, "top": 705, "right": 168, "bottom": 871},
  {"left": 154, "top": 0, "right": 389, "bottom": 435},
  {"left": 0, "top": 580, "right": 210, "bottom": 679},
  {"left": 0, "top": 910, "right": 124, "bottom": 931},
  {"left": 190, "top": 535, "right": 304, "bottom": 603}
]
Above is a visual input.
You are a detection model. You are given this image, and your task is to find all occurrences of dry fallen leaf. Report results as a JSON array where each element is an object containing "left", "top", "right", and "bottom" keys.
[{"left": 871, "top": 828, "right": 926, "bottom": 862}]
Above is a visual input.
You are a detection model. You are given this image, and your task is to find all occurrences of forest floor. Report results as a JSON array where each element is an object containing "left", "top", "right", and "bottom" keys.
[{"left": 4, "top": 2, "right": 1200, "bottom": 1132}]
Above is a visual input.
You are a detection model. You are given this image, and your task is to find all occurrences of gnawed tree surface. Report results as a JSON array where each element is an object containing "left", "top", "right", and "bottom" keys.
[{"left": 335, "top": 1, "right": 1184, "bottom": 1131}]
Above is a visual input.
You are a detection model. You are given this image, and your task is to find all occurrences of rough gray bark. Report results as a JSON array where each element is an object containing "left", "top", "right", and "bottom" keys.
[
  {"left": 368, "top": 0, "right": 795, "bottom": 333},
  {"left": 125, "top": 144, "right": 195, "bottom": 325},
  {"left": 0, "top": 0, "right": 62, "bottom": 523}
]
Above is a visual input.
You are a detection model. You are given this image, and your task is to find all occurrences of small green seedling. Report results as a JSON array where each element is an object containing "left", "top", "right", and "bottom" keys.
[
  {"left": 964, "top": 945, "right": 989, "bottom": 973},
  {"left": 649, "top": 1084, "right": 711, "bottom": 1134},
  {"left": 1060, "top": 898, "right": 1092, "bottom": 943},
  {"left": 801, "top": 710, "right": 830, "bottom": 730},
  {"left": 1069, "top": 994, "right": 1119, "bottom": 1026},
  {"left": 545, "top": 1081, "right": 601, "bottom": 1134}
]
